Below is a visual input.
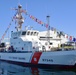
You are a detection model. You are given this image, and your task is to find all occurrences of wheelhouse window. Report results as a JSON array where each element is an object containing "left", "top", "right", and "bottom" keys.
[
  {"left": 31, "top": 32, "right": 33, "bottom": 35},
  {"left": 22, "top": 31, "right": 26, "bottom": 35},
  {"left": 34, "top": 32, "right": 37, "bottom": 36},
  {"left": 27, "top": 31, "right": 30, "bottom": 35},
  {"left": 49, "top": 43, "right": 53, "bottom": 45}
]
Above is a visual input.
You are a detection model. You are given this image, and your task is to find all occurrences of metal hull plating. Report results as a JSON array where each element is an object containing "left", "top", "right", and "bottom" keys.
[{"left": 0, "top": 50, "right": 76, "bottom": 69}]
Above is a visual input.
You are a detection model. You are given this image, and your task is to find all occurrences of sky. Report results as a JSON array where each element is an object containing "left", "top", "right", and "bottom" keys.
[{"left": 0, "top": 0, "right": 76, "bottom": 39}]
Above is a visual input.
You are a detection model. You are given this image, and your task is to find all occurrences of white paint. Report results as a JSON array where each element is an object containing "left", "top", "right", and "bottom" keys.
[{"left": 0, "top": 50, "right": 76, "bottom": 66}]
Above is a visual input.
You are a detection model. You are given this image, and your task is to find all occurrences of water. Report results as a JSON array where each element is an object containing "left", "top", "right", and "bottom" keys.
[{"left": 0, "top": 61, "right": 76, "bottom": 75}]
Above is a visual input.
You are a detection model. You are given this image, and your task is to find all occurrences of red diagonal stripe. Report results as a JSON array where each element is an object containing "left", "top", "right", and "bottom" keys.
[{"left": 31, "top": 52, "right": 42, "bottom": 64}]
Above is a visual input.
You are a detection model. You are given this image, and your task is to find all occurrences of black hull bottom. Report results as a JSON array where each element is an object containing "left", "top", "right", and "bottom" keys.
[{"left": 0, "top": 59, "right": 76, "bottom": 70}]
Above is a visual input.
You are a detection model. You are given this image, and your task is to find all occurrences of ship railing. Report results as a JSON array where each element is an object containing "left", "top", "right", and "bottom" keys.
[{"left": 59, "top": 45, "right": 76, "bottom": 51}]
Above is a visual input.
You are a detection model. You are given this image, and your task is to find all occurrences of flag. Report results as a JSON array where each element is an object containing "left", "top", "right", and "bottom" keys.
[
  {"left": 31, "top": 16, "right": 35, "bottom": 20},
  {"left": 66, "top": 35, "right": 68, "bottom": 38},
  {"left": 46, "top": 24, "right": 48, "bottom": 28},
  {"left": 48, "top": 26, "right": 50, "bottom": 30},
  {"left": 21, "top": 10, "right": 27, "bottom": 14},
  {"left": 69, "top": 36, "right": 72, "bottom": 41},
  {"left": 29, "top": 15, "right": 32, "bottom": 18},
  {"left": 38, "top": 21, "right": 42, "bottom": 24},
  {"left": 73, "top": 38, "right": 76, "bottom": 42}
]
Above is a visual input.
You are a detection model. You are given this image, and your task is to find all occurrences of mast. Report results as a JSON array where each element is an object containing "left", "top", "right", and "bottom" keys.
[
  {"left": 15, "top": 4, "right": 24, "bottom": 31},
  {"left": 47, "top": 16, "right": 50, "bottom": 44}
]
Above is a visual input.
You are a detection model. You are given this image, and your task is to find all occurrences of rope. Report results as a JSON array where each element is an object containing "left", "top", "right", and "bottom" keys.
[{"left": 0, "top": 13, "right": 17, "bottom": 43}]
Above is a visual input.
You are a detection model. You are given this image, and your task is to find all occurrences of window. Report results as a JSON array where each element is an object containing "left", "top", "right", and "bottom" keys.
[
  {"left": 22, "top": 31, "right": 26, "bottom": 35},
  {"left": 31, "top": 32, "right": 33, "bottom": 35},
  {"left": 34, "top": 32, "right": 37, "bottom": 36},
  {"left": 49, "top": 43, "right": 53, "bottom": 45},
  {"left": 27, "top": 32, "right": 30, "bottom": 35}
]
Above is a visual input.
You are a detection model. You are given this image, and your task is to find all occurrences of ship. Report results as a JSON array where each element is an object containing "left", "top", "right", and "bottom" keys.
[{"left": 0, "top": 4, "right": 76, "bottom": 69}]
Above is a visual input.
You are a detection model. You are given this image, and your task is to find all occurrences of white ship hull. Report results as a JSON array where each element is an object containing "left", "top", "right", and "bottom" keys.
[{"left": 0, "top": 50, "right": 76, "bottom": 69}]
